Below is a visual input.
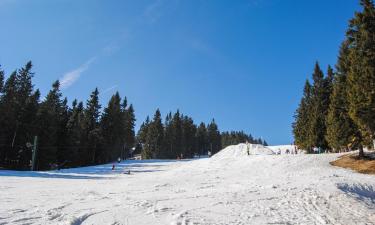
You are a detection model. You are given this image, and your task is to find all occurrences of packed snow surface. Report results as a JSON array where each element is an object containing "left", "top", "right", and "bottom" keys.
[
  {"left": 1, "top": 144, "right": 375, "bottom": 225},
  {"left": 212, "top": 143, "right": 274, "bottom": 159}
]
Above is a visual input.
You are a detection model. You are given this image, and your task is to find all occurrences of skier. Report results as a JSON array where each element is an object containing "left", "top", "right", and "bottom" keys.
[
  {"left": 112, "top": 164, "right": 115, "bottom": 170},
  {"left": 117, "top": 157, "right": 121, "bottom": 163}
]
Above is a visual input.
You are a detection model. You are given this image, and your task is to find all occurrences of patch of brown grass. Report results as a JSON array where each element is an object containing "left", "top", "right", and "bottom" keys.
[{"left": 330, "top": 153, "right": 375, "bottom": 175}]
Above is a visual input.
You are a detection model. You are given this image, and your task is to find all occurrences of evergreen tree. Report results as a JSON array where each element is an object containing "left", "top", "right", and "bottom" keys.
[
  {"left": 121, "top": 99, "right": 136, "bottom": 159},
  {"left": 326, "top": 42, "right": 359, "bottom": 152},
  {"left": 162, "top": 112, "right": 174, "bottom": 158},
  {"left": 207, "top": 119, "right": 221, "bottom": 154},
  {"left": 196, "top": 122, "right": 208, "bottom": 155},
  {"left": 181, "top": 116, "right": 197, "bottom": 158},
  {"left": 143, "top": 109, "right": 164, "bottom": 159},
  {"left": 83, "top": 88, "right": 102, "bottom": 164},
  {"left": 346, "top": 0, "right": 375, "bottom": 156},
  {"left": 309, "top": 62, "right": 330, "bottom": 149},
  {"left": 171, "top": 110, "right": 183, "bottom": 157},
  {"left": 100, "top": 92, "right": 123, "bottom": 162},
  {"left": 65, "top": 100, "right": 85, "bottom": 166},
  {"left": 138, "top": 116, "right": 150, "bottom": 145},
  {"left": 36, "top": 81, "right": 63, "bottom": 170},
  {"left": 293, "top": 80, "right": 313, "bottom": 151}
]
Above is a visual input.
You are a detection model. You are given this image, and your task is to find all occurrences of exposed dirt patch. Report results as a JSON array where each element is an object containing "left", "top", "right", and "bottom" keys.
[{"left": 331, "top": 153, "right": 375, "bottom": 174}]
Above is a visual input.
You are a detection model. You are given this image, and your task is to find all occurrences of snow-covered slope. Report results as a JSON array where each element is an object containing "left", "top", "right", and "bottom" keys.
[
  {"left": 268, "top": 145, "right": 299, "bottom": 154},
  {"left": 212, "top": 143, "right": 274, "bottom": 159},
  {"left": 1, "top": 148, "right": 375, "bottom": 224}
]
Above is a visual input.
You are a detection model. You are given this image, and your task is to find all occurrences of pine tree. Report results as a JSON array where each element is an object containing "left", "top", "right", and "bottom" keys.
[
  {"left": 121, "top": 99, "right": 136, "bottom": 159},
  {"left": 162, "top": 112, "right": 174, "bottom": 158},
  {"left": 196, "top": 122, "right": 208, "bottom": 155},
  {"left": 309, "top": 62, "right": 330, "bottom": 149},
  {"left": 181, "top": 116, "right": 197, "bottom": 158},
  {"left": 0, "top": 72, "right": 18, "bottom": 164},
  {"left": 83, "top": 88, "right": 102, "bottom": 164},
  {"left": 36, "top": 81, "right": 63, "bottom": 170},
  {"left": 207, "top": 119, "right": 221, "bottom": 154},
  {"left": 346, "top": 0, "right": 375, "bottom": 156},
  {"left": 326, "top": 42, "right": 359, "bottom": 152},
  {"left": 100, "top": 92, "right": 123, "bottom": 162},
  {"left": 143, "top": 109, "right": 164, "bottom": 159},
  {"left": 171, "top": 110, "right": 183, "bottom": 158},
  {"left": 293, "top": 80, "right": 313, "bottom": 151}
]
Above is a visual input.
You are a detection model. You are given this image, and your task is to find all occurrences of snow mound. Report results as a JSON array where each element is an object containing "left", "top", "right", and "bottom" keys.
[{"left": 212, "top": 143, "right": 274, "bottom": 159}]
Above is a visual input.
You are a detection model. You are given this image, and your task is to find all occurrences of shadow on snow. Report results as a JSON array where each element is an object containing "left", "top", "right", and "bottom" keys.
[{"left": 0, "top": 159, "right": 195, "bottom": 180}]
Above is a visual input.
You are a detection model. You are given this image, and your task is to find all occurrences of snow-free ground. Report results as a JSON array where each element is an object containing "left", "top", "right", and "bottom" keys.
[{"left": 1, "top": 144, "right": 375, "bottom": 225}]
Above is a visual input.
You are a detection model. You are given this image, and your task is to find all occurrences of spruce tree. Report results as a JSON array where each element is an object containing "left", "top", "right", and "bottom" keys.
[
  {"left": 121, "top": 100, "right": 136, "bottom": 159},
  {"left": 196, "top": 122, "right": 208, "bottom": 155},
  {"left": 83, "top": 88, "right": 102, "bottom": 164},
  {"left": 172, "top": 110, "right": 183, "bottom": 158},
  {"left": 207, "top": 119, "right": 221, "bottom": 154},
  {"left": 326, "top": 42, "right": 359, "bottom": 152},
  {"left": 36, "top": 81, "right": 63, "bottom": 170},
  {"left": 100, "top": 92, "right": 123, "bottom": 162},
  {"left": 143, "top": 109, "right": 164, "bottom": 159},
  {"left": 181, "top": 116, "right": 196, "bottom": 158},
  {"left": 309, "top": 62, "right": 330, "bottom": 149},
  {"left": 162, "top": 112, "right": 174, "bottom": 158},
  {"left": 347, "top": 0, "right": 375, "bottom": 156},
  {"left": 293, "top": 80, "right": 313, "bottom": 151}
]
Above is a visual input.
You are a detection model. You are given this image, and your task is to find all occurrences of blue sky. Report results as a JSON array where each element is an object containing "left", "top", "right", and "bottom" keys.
[{"left": 0, "top": 0, "right": 360, "bottom": 145}]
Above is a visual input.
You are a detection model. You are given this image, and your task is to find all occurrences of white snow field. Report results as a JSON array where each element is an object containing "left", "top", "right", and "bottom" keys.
[{"left": 1, "top": 144, "right": 375, "bottom": 225}]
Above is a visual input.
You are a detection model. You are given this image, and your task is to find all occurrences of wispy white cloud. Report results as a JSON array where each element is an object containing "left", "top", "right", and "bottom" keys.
[
  {"left": 101, "top": 85, "right": 118, "bottom": 95},
  {"left": 60, "top": 57, "right": 96, "bottom": 89}
]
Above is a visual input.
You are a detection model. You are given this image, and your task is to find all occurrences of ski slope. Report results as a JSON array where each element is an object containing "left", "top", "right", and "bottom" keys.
[{"left": 1, "top": 144, "right": 375, "bottom": 225}]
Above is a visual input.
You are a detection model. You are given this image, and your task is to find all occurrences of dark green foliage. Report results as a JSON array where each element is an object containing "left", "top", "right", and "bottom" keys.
[
  {"left": 207, "top": 119, "right": 221, "bottom": 154},
  {"left": 293, "top": 63, "right": 333, "bottom": 152},
  {"left": 142, "top": 109, "right": 164, "bottom": 159},
  {"left": 326, "top": 42, "right": 359, "bottom": 152},
  {"left": 0, "top": 61, "right": 262, "bottom": 169},
  {"left": 196, "top": 123, "right": 208, "bottom": 155},
  {"left": 346, "top": 0, "right": 375, "bottom": 154},
  {"left": 100, "top": 92, "right": 124, "bottom": 162},
  {"left": 83, "top": 88, "right": 102, "bottom": 165},
  {"left": 121, "top": 100, "right": 136, "bottom": 159},
  {"left": 221, "top": 131, "right": 264, "bottom": 149},
  {"left": 309, "top": 63, "right": 331, "bottom": 150},
  {"left": 137, "top": 110, "right": 265, "bottom": 159},
  {"left": 0, "top": 62, "right": 40, "bottom": 168},
  {"left": 35, "top": 81, "right": 62, "bottom": 170},
  {"left": 294, "top": 0, "right": 375, "bottom": 157}
]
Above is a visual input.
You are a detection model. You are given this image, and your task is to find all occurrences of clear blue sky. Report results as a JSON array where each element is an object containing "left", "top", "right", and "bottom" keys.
[{"left": 0, "top": 0, "right": 360, "bottom": 145}]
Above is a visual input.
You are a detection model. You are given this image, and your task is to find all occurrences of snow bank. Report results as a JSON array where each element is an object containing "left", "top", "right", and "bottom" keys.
[{"left": 212, "top": 143, "right": 274, "bottom": 159}]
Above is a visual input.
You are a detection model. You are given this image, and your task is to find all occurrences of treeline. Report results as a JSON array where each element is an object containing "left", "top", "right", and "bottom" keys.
[
  {"left": 136, "top": 110, "right": 266, "bottom": 159},
  {"left": 293, "top": 0, "right": 375, "bottom": 157},
  {"left": 0, "top": 62, "right": 136, "bottom": 170},
  {"left": 0, "top": 62, "right": 266, "bottom": 170},
  {"left": 221, "top": 131, "right": 267, "bottom": 149}
]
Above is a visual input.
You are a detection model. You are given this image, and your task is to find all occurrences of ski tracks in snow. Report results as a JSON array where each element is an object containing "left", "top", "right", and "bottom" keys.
[{"left": 1, "top": 152, "right": 375, "bottom": 224}]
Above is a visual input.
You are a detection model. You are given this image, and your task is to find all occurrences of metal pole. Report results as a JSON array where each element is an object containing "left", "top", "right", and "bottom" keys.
[{"left": 31, "top": 136, "right": 38, "bottom": 171}]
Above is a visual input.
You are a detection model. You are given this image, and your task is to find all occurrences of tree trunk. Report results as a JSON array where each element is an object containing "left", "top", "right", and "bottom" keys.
[{"left": 358, "top": 144, "right": 364, "bottom": 158}]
